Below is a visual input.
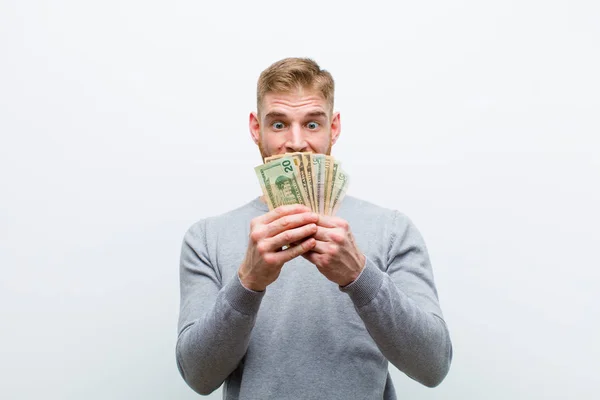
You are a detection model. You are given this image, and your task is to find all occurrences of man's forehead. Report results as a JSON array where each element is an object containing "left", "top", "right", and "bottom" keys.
[
  {"left": 263, "top": 90, "right": 326, "bottom": 105},
  {"left": 261, "top": 90, "right": 330, "bottom": 116}
]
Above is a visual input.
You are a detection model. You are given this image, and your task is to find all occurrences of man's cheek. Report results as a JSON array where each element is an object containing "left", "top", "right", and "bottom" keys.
[
  {"left": 308, "top": 138, "right": 329, "bottom": 153},
  {"left": 272, "top": 139, "right": 288, "bottom": 151}
]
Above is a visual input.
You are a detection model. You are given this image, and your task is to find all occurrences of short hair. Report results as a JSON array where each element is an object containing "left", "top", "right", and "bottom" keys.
[{"left": 257, "top": 57, "right": 335, "bottom": 117}]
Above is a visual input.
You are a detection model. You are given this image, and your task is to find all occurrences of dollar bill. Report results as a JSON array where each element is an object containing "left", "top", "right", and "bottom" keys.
[
  {"left": 257, "top": 152, "right": 348, "bottom": 215},
  {"left": 330, "top": 168, "right": 349, "bottom": 216},
  {"left": 286, "top": 152, "right": 313, "bottom": 212},
  {"left": 255, "top": 156, "right": 309, "bottom": 210},
  {"left": 302, "top": 153, "right": 316, "bottom": 212},
  {"left": 311, "top": 154, "right": 326, "bottom": 214},
  {"left": 326, "top": 160, "right": 341, "bottom": 215},
  {"left": 264, "top": 153, "right": 286, "bottom": 163},
  {"left": 324, "top": 156, "right": 334, "bottom": 214}
]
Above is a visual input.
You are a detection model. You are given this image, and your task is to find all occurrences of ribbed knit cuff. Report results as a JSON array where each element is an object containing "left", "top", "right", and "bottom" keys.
[
  {"left": 339, "top": 257, "right": 385, "bottom": 308},
  {"left": 223, "top": 273, "right": 266, "bottom": 316}
]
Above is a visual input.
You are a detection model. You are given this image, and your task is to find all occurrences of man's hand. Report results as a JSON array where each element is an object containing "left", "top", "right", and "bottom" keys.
[
  {"left": 302, "top": 215, "right": 366, "bottom": 287},
  {"left": 239, "top": 204, "right": 318, "bottom": 291}
]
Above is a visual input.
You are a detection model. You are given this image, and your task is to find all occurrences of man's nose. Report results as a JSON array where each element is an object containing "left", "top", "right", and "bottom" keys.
[{"left": 285, "top": 123, "right": 308, "bottom": 152}]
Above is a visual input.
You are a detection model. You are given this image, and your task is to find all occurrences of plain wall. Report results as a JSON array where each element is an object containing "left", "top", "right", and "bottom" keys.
[{"left": 1, "top": 1, "right": 599, "bottom": 398}]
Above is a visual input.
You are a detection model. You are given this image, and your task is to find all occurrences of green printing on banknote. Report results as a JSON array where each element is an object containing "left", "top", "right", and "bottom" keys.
[
  {"left": 330, "top": 169, "right": 349, "bottom": 214},
  {"left": 327, "top": 160, "right": 341, "bottom": 214},
  {"left": 256, "top": 152, "right": 348, "bottom": 215},
  {"left": 302, "top": 153, "right": 316, "bottom": 212},
  {"left": 288, "top": 153, "right": 313, "bottom": 211},
  {"left": 255, "top": 157, "right": 308, "bottom": 209},
  {"left": 312, "top": 154, "right": 326, "bottom": 214},
  {"left": 324, "top": 156, "right": 333, "bottom": 212}
]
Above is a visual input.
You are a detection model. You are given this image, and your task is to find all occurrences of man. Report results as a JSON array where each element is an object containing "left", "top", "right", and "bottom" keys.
[{"left": 176, "top": 58, "right": 452, "bottom": 399}]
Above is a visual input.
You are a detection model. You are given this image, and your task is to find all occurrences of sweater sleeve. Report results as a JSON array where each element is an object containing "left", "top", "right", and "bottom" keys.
[
  {"left": 340, "top": 212, "right": 453, "bottom": 387},
  {"left": 175, "top": 220, "right": 265, "bottom": 395}
]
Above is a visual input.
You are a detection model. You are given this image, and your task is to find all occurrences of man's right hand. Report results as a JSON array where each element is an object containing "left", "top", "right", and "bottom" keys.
[{"left": 238, "top": 204, "right": 318, "bottom": 291}]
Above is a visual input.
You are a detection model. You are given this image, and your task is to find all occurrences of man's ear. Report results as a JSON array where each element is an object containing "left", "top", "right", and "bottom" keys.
[
  {"left": 249, "top": 112, "right": 260, "bottom": 145},
  {"left": 330, "top": 112, "right": 341, "bottom": 145}
]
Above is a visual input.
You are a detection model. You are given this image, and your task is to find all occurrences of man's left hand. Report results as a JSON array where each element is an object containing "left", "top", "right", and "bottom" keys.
[{"left": 301, "top": 215, "right": 366, "bottom": 287}]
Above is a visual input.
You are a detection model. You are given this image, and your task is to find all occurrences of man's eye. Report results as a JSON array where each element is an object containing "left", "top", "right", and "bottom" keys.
[
  {"left": 307, "top": 121, "right": 320, "bottom": 130},
  {"left": 272, "top": 122, "right": 285, "bottom": 130}
]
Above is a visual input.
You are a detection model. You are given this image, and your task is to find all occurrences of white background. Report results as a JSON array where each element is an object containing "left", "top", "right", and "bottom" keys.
[{"left": 1, "top": 1, "right": 599, "bottom": 399}]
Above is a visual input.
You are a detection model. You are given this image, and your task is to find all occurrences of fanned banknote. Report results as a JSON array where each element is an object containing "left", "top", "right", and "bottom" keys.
[
  {"left": 311, "top": 154, "right": 326, "bottom": 214},
  {"left": 255, "top": 156, "right": 309, "bottom": 210},
  {"left": 256, "top": 152, "right": 349, "bottom": 215}
]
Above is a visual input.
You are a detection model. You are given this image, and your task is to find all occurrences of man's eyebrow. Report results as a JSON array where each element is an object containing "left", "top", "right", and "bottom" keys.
[
  {"left": 263, "top": 110, "right": 328, "bottom": 121},
  {"left": 264, "top": 111, "right": 287, "bottom": 120},
  {"left": 305, "top": 111, "right": 328, "bottom": 119}
]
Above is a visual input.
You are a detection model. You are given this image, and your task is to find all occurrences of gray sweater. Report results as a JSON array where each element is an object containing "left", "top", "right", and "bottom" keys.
[{"left": 176, "top": 196, "right": 452, "bottom": 399}]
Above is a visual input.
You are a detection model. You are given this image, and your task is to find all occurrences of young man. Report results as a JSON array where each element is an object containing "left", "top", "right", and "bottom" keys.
[{"left": 176, "top": 58, "right": 453, "bottom": 399}]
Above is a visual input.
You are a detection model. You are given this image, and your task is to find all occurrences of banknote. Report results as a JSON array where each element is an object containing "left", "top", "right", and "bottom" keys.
[
  {"left": 302, "top": 153, "right": 316, "bottom": 212},
  {"left": 254, "top": 156, "right": 309, "bottom": 210},
  {"left": 311, "top": 154, "right": 326, "bottom": 214},
  {"left": 326, "top": 159, "right": 341, "bottom": 215},
  {"left": 264, "top": 154, "right": 286, "bottom": 163},
  {"left": 324, "top": 156, "right": 334, "bottom": 213},
  {"left": 330, "top": 168, "right": 349, "bottom": 215},
  {"left": 285, "top": 153, "right": 314, "bottom": 213},
  {"left": 256, "top": 152, "right": 348, "bottom": 215}
]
